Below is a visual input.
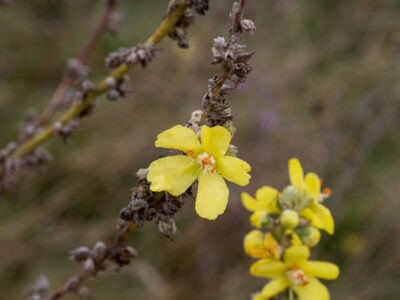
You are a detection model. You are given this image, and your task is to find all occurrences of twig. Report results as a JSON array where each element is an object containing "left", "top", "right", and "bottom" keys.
[
  {"left": 0, "top": 0, "right": 190, "bottom": 181},
  {"left": 36, "top": 0, "right": 119, "bottom": 128},
  {"left": 201, "top": 0, "right": 255, "bottom": 126},
  {"left": 28, "top": 2, "right": 255, "bottom": 299},
  {"left": 45, "top": 222, "right": 137, "bottom": 300},
  {"left": 42, "top": 173, "right": 187, "bottom": 300}
]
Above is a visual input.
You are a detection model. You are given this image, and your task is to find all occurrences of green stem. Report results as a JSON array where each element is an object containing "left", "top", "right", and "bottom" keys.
[
  {"left": 289, "top": 287, "right": 294, "bottom": 300},
  {"left": 0, "top": 0, "right": 189, "bottom": 176}
]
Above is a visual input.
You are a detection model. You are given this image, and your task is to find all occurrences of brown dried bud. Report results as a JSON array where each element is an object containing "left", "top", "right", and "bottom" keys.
[
  {"left": 76, "top": 286, "right": 91, "bottom": 299},
  {"left": 69, "top": 246, "right": 91, "bottom": 262},
  {"left": 136, "top": 168, "right": 149, "bottom": 180},
  {"left": 240, "top": 19, "right": 256, "bottom": 34},
  {"left": 105, "top": 77, "right": 117, "bottom": 89},
  {"left": 24, "top": 274, "right": 49, "bottom": 300},
  {"left": 84, "top": 258, "right": 95, "bottom": 272}
]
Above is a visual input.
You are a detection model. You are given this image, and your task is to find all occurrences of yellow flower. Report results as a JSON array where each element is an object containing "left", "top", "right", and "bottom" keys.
[
  {"left": 249, "top": 210, "right": 270, "bottom": 228},
  {"left": 288, "top": 158, "right": 334, "bottom": 234},
  {"left": 241, "top": 186, "right": 279, "bottom": 212},
  {"left": 250, "top": 245, "right": 339, "bottom": 300},
  {"left": 302, "top": 227, "right": 321, "bottom": 247},
  {"left": 285, "top": 229, "right": 302, "bottom": 246},
  {"left": 147, "top": 125, "right": 251, "bottom": 220},
  {"left": 244, "top": 230, "right": 281, "bottom": 260}
]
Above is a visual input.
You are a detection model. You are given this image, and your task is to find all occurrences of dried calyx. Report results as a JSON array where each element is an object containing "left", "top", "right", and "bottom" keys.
[
  {"left": 24, "top": 275, "right": 49, "bottom": 300},
  {"left": 118, "top": 168, "right": 189, "bottom": 239},
  {"left": 105, "top": 44, "right": 159, "bottom": 70},
  {"left": 167, "top": 0, "right": 209, "bottom": 48},
  {"left": 202, "top": 1, "right": 255, "bottom": 126},
  {"left": 0, "top": 111, "right": 53, "bottom": 194}
]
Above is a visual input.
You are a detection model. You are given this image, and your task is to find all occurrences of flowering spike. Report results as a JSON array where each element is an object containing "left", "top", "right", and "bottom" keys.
[{"left": 242, "top": 158, "right": 339, "bottom": 299}]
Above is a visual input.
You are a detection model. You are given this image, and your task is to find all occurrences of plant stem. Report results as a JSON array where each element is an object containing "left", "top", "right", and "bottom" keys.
[
  {"left": 45, "top": 222, "right": 137, "bottom": 300},
  {"left": 289, "top": 287, "right": 294, "bottom": 300},
  {"left": 36, "top": 0, "right": 119, "bottom": 128},
  {"left": 0, "top": 0, "right": 189, "bottom": 175}
]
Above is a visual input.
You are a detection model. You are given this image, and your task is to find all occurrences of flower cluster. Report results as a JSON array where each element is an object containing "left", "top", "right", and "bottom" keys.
[
  {"left": 147, "top": 124, "right": 251, "bottom": 220},
  {"left": 242, "top": 158, "right": 339, "bottom": 300}
]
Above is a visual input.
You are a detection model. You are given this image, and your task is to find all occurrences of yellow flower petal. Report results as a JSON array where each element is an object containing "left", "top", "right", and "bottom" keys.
[
  {"left": 300, "top": 208, "right": 323, "bottom": 228},
  {"left": 255, "top": 186, "right": 279, "bottom": 213},
  {"left": 302, "top": 262, "right": 339, "bottom": 280},
  {"left": 155, "top": 125, "right": 202, "bottom": 154},
  {"left": 244, "top": 230, "right": 264, "bottom": 257},
  {"left": 264, "top": 233, "right": 281, "bottom": 259},
  {"left": 217, "top": 156, "right": 251, "bottom": 186},
  {"left": 195, "top": 173, "right": 229, "bottom": 220},
  {"left": 261, "top": 277, "right": 290, "bottom": 298},
  {"left": 241, "top": 193, "right": 260, "bottom": 211},
  {"left": 292, "top": 277, "right": 330, "bottom": 300},
  {"left": 252, "top": 293, "right": 267, "bottom": 300},
  {"left": 147, "top": 155, "right": 199, "bottom": 196},
  {"left": 289, "top": 158, "right": 304, "bottom": 190},
  {"left": 285, "top": 229, "right": 302, "bottom": 246},
  {"left": 284, "top": 245, "right": 310, "bottom": 264},
  {"left": 302, "top": 227, "right": 321, "bottom": 247},
  {"left": 250, "top": 210, "right": 270, "bottom": 228},
  {"left": 250, "top": 260, "right": 287, "bottom": 278},
  {"left": 305, "top": 172, "right": 321, "bottom": 201},
  {"left": 242, "top": 186, "right": 278, "bottom": 213},
  {"left": 200, "top": 125, "right": 231, "bottom": 158},
  {"left": 311, "top": 202, "right": 335, "bottom": 234}
]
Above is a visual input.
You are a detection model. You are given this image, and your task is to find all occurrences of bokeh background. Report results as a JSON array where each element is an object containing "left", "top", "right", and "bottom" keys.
[{"left": 1, "top": 0, "right": 400, "bottom": 299}]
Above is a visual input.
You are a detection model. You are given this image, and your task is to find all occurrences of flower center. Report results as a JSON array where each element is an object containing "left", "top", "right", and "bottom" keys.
[
  {"left": 186, "top": 150, "right": 216, "bottom": 175},
  {"left": 286, "top": 264, "right": 309, "bottom": 286}
]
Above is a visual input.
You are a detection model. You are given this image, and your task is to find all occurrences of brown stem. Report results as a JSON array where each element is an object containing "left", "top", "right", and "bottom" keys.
[
  {"left": 46, "top": 222, "right": 137, "bottom": 300},
  {"left": 36, "top": 0, "right": 118, "bottom": 128},
  {"left": 0, "top": 0, "right": 188, "bottom": 171}
]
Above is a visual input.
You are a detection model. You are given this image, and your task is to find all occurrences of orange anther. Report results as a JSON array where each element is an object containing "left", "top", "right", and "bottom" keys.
[
  {"left": 211, "top": 167, "right": 216, "bottom": 174},
  {"left": 323, "top": 187, "right": 332, "bottom": 195},
  {"left": 319, "top": 178, "right": 323, "bottom": 185},
  {"left": 186, "top": 149, "right": 195, "bottom": 158}
]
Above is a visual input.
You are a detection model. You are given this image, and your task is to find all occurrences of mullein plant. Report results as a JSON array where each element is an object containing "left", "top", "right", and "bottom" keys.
[
  {"left": 243, "top": 158, "right": 339, "bottom": 300},
  {"left": 27, "top": 2, "right": 256, "bottom": 299},
  {"left": 145, "top": 0, "right": 255, "bottom": 220}
]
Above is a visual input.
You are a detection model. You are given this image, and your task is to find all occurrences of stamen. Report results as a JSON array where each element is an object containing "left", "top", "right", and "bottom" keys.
[
  {"left": 193, "top": 152, "right": 216, "bottom": 175},
  {"left": 323, "top": 187, "right": 331, "bottom": 195},
  {"left": 186, "top": 149, "right": 195, "bottom": 158},
  {"left": 286, "top": 265, "right": 309, "bottom": 286}
]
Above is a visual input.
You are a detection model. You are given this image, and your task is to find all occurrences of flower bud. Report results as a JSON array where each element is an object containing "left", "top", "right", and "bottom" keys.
[
  {"left": 280, "top": 209, "right": 299, "bottom": 229},
  {"left": 282, "top": 185, "right": 298, "bottom": 204},
  {"left": 243, "top": 230, "right": 264, "bottom": 256},
  {"left": 250, "top": 210, "right": 270, "bottom": 228},
  {"left": 240, "top": 19, "right": 256, "bottom": 35},
  {"left": 302, "top": 227, "right": 321, "bottom": 247}
]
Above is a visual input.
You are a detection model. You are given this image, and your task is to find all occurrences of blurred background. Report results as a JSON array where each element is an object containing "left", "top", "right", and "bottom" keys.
[{"left": 1, "top": 0, "right": 400, "bottom": 299}]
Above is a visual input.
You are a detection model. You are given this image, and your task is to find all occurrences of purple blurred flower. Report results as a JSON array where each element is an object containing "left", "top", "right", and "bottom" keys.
[{"left": 258, "top": 110, "right": 279, "bottom": 132}]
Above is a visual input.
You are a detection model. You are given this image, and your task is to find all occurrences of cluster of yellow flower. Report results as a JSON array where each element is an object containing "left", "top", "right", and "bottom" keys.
[
  {"left": 242, "top": 158, "right": 339, "bottom": 300},
  {"left": 146, "top": 123, "right": 339, "bottom": 299},
  {"left": 147, "top": 124, "right": 251, "bottom": 220}
]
